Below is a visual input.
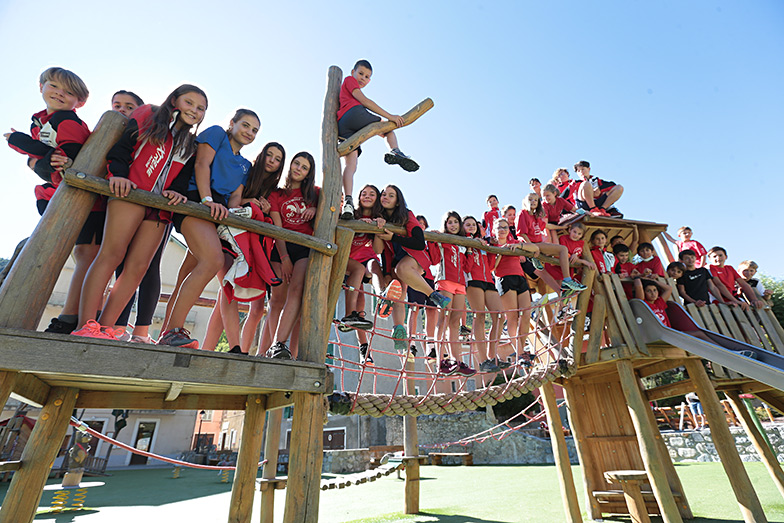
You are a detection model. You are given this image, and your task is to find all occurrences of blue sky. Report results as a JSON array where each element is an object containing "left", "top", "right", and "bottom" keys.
[{"left": 1, "top": 1, "right": 782, "bottom": 275}]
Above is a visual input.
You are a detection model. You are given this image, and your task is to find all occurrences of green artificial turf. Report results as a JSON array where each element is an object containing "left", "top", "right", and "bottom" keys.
[{"left": 0, "top": 462, "right": 782, "bottom": 522}]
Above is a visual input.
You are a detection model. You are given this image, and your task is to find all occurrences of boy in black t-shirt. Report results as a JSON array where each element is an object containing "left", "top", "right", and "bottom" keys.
[{"left": 676, "top": 249, "right": 725, "bottom": 307}]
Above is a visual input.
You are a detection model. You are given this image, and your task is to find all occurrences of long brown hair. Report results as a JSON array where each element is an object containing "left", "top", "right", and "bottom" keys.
[
  {"left": 354, "top": 184, "right": 382, "bottom": 219},
  {"left": 244, "top": 142, "right": 285, "bottom": 199},
  {"left": 138, "top": 84, "right": 207, "bottom": 157},
  {"left": 380, "top": 184, "right": 410, "bottom": 225},
  {"left": 283, "top": 152, "right": 318, "bottom": 207}
]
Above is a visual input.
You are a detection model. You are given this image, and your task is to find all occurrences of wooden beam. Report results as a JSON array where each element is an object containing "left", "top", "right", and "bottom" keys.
[
  {"left": 617, "top": 360, "right": 683, "bottom": 523},
  {"left": 0, "top": 461, "right": 21, "bottom": 472},
  {"left": 0, "top": 371, "right": 18, "bottom": 410},
  {"left": 337, "top": 98, "right": 433, "bottom": 156},
  {"left": 0, "top": 387, "right": 78, "bottom": 523},
  {"left": 718, "top": 304, "right": 745, "bottom": 342},
  {"left": 541, "top": 382, "right": 583, "bottom": 522},
  {"left": 571, "top": 266, "right": 595, "bottom": 367},
  {"left": 266, "top": 391, "right": 295, "bottom": 411},
  {"left": 402, "top": 356, "right": 420, "bottom": 514},
  {"left": 75, "top": 391, "right": 247, "bottom": 410},
  {"left": 260, "top": 408, "right": 284, "bottom": 523},
  {"left": 325, "top": 227, "right": 355, "bottom": 325},
  {"left": 0, "top": 329, "right": 330, "bottom": 394},
  {"left": 755, "top": 308, "right": 784, "bottom": 355},
  {"left": 724, "top": 391, "right": 784, "bottom": 500},
  {"left": 684, "top": 360, "right": 767, "bottom": 522},
  {"left": 636, "top": 359, "right": 689, "bottom": 379},
  {"left": 229, "top": 394, "right": 267, "bottom": 523},
  {"left": 610, "top": 274, "right": 649, "bottom": 355},
  {"left": 0, "top": 112, "right": 125, "bottom": 330},
  {"left": 63, "top": 171, "right": 337, "bottom": 257},
  {"left": 585, "top": 294, "right": 606, "bottom": 365},
  {"left": 645, "top": 379, "right": 695, "bottom": 403},
  {"left": 9, "top": 373, "right": 49, "bottom": 408},
  {"left": 602, "top": 276, "right": 637, "bottom": 356},
  {"left": 732, "top": 306, "right": 763, "bottom": 347}
]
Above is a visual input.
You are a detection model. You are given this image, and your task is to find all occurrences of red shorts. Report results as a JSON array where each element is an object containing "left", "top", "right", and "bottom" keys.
[{"left": 436, "top": 280, "right": 466, "bottom": 296}]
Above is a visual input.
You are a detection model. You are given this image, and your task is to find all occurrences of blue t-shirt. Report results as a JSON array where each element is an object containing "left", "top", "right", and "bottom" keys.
[{"left": 189, "top": 125, "right": 250, "bottom": 201}]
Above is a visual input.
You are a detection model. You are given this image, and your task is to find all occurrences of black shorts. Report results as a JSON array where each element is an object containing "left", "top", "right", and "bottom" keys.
[
  {"left": 407, "top": 277, "right": 434, "bottom": 306},
  {"left": 521, "top": 259, "right": 539, "bottom": 280},
  {"left": 467, "top": 280, "right": 496, "bottom": 292},
  {"left": 338, "top": 106, "right": 381, "bottom": 157},
  {"left": 496, "top": 275, "right": 530, "bottom": 296},
  {"left": 38, "top": 198, "right": 105, "bottom": 246},
  {"left": 173, "top": 190, "right": 228, "bottom": 233},
  {"left": 271, "top": 242, "right": 311, "bottom": 264},
  {"left": 576, "top": 194, "right": 608, "bottom": 211}
]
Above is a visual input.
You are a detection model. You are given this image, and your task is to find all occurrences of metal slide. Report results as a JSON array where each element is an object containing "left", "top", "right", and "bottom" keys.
[{"left": 628, "top": 299, "right": 784, "bottom": 392}]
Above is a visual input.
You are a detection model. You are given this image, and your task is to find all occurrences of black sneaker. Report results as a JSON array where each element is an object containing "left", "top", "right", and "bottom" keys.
[
  {"left": 426, "top": 345, "right": 437, "bottom": 362},
  {"left": 383, "top": 149, "right": 419, "bottom": 172},
  {"left": 606, "top": 207, "right": 623, "bottom": 218},
  {"left": 496, "top": 358, "right": 512, "bottom": 370},
  {"left": 342, "top": 311, "right": 373, "bottom": 330},
  {"left": 266, "top": 341, "right": 292, "bottom": 360},
  {"left": 359, "top": 343, "right": 374, "bottom": 365},
  {"left": 44, "top": 317, "right": 78, "bottom": 334},
  {"left": 228, "top": 345, "right": 244, "bottom": 354}
]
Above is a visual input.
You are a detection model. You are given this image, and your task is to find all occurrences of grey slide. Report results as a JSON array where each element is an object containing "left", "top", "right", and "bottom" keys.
[{"left": 629, "top": 299, "right": 784, "bottom": 392}]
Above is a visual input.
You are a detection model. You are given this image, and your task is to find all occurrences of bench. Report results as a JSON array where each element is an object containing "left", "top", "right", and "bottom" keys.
[
  {"left": 429, "top": 452, "right": 473, "bottom": 466},
  {"left": 602, "top": 470, "right": 651, "bottom": 523}
]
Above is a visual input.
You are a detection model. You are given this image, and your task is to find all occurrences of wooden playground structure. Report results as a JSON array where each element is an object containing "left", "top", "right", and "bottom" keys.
[{"left": 0, "top": 65, "right": 783, "bottom": 522}]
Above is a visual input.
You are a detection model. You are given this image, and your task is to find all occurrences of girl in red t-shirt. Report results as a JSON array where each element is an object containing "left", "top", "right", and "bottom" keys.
[
  {"left": 541, "top": 184, "right": 578, "bottom": 234},
  {"left": 588, "top": 229, "right": 613, "bottom": 275},
  {"left": 265, "top": 152, "right": 319, "bottom": 360},
  {"left": 634, "top": 278, "right": 672, "bottom": 328},
  {"left": 463, "top": 216, "right": 509, "bottom": 373},
  {"left": 375, "top": 185, "right": 451, "bottom": 354},
  {"left": 516, "top": 193, "right": 587, "bottom": 295}
]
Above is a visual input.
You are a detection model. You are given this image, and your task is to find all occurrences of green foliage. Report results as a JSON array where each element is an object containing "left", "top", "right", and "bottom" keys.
[
  {"left": 642, "top": 367, "right": 687, "bottom": 407},
  {"left": 759, "top": 274, "right": 784, "bottom": 326},
  {"left": 485, "top": 373, "right": 539, "bottom": 421},
  {"left": 213, "top": 311, "right": 248, "bottom": 352}
]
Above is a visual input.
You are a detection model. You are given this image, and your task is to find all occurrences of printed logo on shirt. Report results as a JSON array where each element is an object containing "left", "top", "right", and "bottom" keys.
[
  {"left": 145, "top": 144, "right": 168, "bottom": 177},
  {"left": 282, "top": 197, "right": 309, "bottom": 225},
  {"left": 38, "top": 122, "right": 57, "bottom": 148}
]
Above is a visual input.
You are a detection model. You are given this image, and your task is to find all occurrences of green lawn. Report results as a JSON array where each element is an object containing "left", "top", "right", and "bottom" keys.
[{"left": 1, "top": 462, "right": 782, "bottom": 522}]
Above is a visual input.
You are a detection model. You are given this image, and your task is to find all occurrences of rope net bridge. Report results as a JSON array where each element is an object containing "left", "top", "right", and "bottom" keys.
[{"left": 325, "top": 284, "right": 579, "bottom": 418}]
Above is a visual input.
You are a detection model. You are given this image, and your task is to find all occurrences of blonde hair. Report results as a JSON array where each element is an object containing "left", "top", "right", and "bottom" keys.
[
  {"left": 39, "top": 67, "right": 89, "bottom": 103},
  {"left": 738, "top": 260, "right": 758, "bottom": 271}
]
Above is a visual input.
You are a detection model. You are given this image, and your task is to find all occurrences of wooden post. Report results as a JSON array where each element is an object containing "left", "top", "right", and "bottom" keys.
[
  {"left": 724, "top": 391, "right": 784, "bottom": 500},
  {"left": 654, "top": 235, "right": 675, "bottom": 264},
  {"left": 571, "top": 266, "right": 595, "bottom": 363},
  {"left": 283, "top": 65, "right": 343, "bottom": 523},
  {"left": 684, "top": 360, "right": 767, "bottom": 522},
  {"left": 260, "top": 409, "right": 284, "bottom": 523},
  {"left": 562, "top": 381, "right": 604, "bottom": 520},
  {"left": 0, "top": 387, "right": 78, "bottom": 523},
  {"left": 616, "top": 360, "right": 683, "bottom": 523},
  {"left": 0, "top": 371, "right": 18, "bottom": 411},
  {"left": 337, "top": 98, "right": 434, "bottom": 156},
  {"left": 229, "top": 394, "right": 267, "bottom": 523},
  {"left": 585, "top": 295, "right": 606, "bottom": 364},
  {"left": 0, "top": 112, "right": 126, "bottom": 330},
  {"left": 540, "top": 382, "right": 583, "bottom": 522},
  {"left": 403, "top": 357, "right": 420, "bottom": 514},
  {"left": 324, "top": 227, "right": 356, "bottom": 318}
]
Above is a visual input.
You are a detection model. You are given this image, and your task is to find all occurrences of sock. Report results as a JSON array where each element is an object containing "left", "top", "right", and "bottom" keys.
[
  {"left": 58, "top": 314, "right": 78, "bottom": 323},
  {"left": 345, "top": 194, "right": 353, "bottom": 205}
]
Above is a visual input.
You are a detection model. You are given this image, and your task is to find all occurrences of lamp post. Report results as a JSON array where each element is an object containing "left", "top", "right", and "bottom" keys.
[{"left": 196, "top": 410, "right": 206, "bottom": 453}]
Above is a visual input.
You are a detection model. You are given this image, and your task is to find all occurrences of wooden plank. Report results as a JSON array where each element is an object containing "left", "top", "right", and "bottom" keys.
[
  {"left": 0, "top": 387, "right": 78, "bottom": 523},
  {"left": 724, "top": 391, "right": 784, "bottom": 500},
  {"left": 260, "top": 409, "right": 284, "bottom": 523},
  {"left": 698, "top": 306, "right": 719, "bottom": 333},
  {"left": 708, "top": 305, "right": 732, "bottom": 337},
  {"left": 337, "top": 98, "right": 434, "bottom": 156},
  {"left": 593, "top": 277, "right": 623, "bottom": 347},
  {"left": 562, "top": 381, "right": 604, "bottom": 520},
  {"left": 9, "top": 373, "right": 49, "bottom": 408},
  {"left": 744, "top": 307, "right": 774, "bottom": 352},
  {"left": 324, "top": 227, "right": 355, "bottom": 329},
  {"left": 601, "top": 276, "right": 637, "bottom": 356},
  {"left": 667, "top": 277, "right": 681, "bottom": 302},
  {"left": 0, "top": 371, "right": 18, "bottom": 410},
  {"left": 571, "top": 267, "right": 596, "bottom": 367},
  {"left": 718, "top": 304, "right": 746, "bottom": 342},
  {"left": 755, "top": 308, "right": 784, "bottom": 355},
  {"left": 0, "top": 112, "right": 125, "bottom": 330},
  {"left": 229, "top": 394, "right": 267, "bottom": 523},
  {"left": 541, "top": 382, "right": 583, "bottom": 522},
  {"left": 654, "top": 236, "right": 675, "bottom": 264},
  {"left": 636, "top": 359, "right": 689, "bottom": 379},
  {"left": 685, "top": 304, "right": 705, "bottom": 328},
  {"left": 683, "top": 360, "right": 766, "bottom": 522},
  {"left": 645, "top": 380, "right": 695, "bottom": 403},
  {"left": 585, "top": 294, "right": 606, "bottom": 365},
  {"left": 732, "top": 306, "right": 764, "bottom": 348},
  {"left": 165, "top": 382, "right": 185, "bottom": 401},
  {"left": 266, "top": 391, "right": 296, "bottom": 411},
  {"left": 0, "top": 461, "right": 21, "bottom": 472},
  {"left": 0, "top": 329, "right": 330, "bottom": 394},
  {"left": 764, "top": 308, "right": 784, "bottom": 350},
  {"left": 616, "top": 360, "right": 683, "bottom": 523},
  {"left": 75, "top": 390, "right": 247, "bottom": 410},
  {"left": 610, "top": 274, "right": 649, "bottom": 355},
  {"left": 64, "top": 172, "right": 336, "bottom": 257},
  {"left": 403, "top": 352, "right": 420, "bottom": 514}
]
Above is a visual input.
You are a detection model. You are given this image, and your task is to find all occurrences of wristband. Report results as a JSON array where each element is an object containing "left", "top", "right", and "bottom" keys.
[{"left": 201, "top": 196, "right": 214, "bottom": 204}]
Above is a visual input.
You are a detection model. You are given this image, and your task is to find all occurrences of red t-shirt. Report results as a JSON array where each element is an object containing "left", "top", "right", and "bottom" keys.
[
  {"left": 465, "top": 246, "right": 494, "bottom": 283},
  {"left": 635, "top": 257, "right": 665, "bottom": 278},
  {"left": 647, "top": 297, "right": 671, "bottom": 327},
  {"left": 269, "top": 187, "right": 319, "bottom": 235},
  {"left": 677, "top": 239, "right": 707, "bottom": 267},
  {"left": 556, "top": 179, "right": 581, "bottom": 204},
  {"left": 590, "top": 246, "right": 608, "bottom": 274},
  {"left": 493, "top": 240, "right": 525, "bottom": 278},
  {"left": 614, "top": 261, "right": 636, "bottom": 277},
  {"left": 709, "top": 264, "right": 741, "bottom": 297},
  {"left": 542, "top": 197, "right": 573, "bottom": 224},
  {"left": 516, "top": 212, "right": 548, "bottom": 243},
  {"left": 349, "top": 232, "right": 377, "bottom": 263},
  {"left": 428, "top": 242, "right": 466, "bottom": 286},
  {"left": 546, "top": 235, "right": 584, "bottom": 280},
  {"left": 337, "top": 76, "right": 362, "bottom": 120}
]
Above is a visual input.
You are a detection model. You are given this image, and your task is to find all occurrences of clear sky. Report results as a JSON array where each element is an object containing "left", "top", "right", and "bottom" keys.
[{"left": 1, "top": 1, "right": 782, "bottom": 275}]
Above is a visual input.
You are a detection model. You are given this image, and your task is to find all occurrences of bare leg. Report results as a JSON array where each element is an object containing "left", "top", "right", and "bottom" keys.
[
  {"left": 202, "top": 299, "right": 223, "bottom": 351},
  {"left": 393, "top": 256, "right": 433, "bottom": 296},
  {"left": 466, "top": 286, "right": 488, "bottom": 360},
  {"left": 241, "top": 298, "right": 266, "bottom": 354},
  {"left": 485, "top": 290, "right": 503, "bottom": 360},
  {"left": 603, "top": 185, "right": 624, "bottom": 208},
  {"left": 273, "top": 259, "right": 309, "bottom": 344},
  {"left": 344, "top": 259, "right": 365, "bottom": 316},
  {"left": 162, "top": 251, "right": 198, "bottom": 332},
  {"left": 500, "top": 290, "right": 521, "bottom": 356},
  {"left": 538, "top": 243, "right": 571, "bottom": 283},
  {"left": 62, "top": 243, "right": 100, "bottom": 315},
  {"left": 341, "top": 150, "right": 358, "bottom": 200},
  {"left": 383, "top": 130, "right": 399, "bottom": 151}
]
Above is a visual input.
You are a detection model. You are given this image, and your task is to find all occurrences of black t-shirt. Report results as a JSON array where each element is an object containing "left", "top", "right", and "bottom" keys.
[{"left": 678, "top": 268, "right": 712, "bottom": 303}]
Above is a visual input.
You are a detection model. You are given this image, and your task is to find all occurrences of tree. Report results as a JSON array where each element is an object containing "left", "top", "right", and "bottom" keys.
[{"left": 759, "top": 274, "right": 784, "bottom": 327}]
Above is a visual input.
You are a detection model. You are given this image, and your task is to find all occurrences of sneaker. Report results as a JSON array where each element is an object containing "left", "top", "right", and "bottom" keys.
[
  {"left": 158, "top": 327, "right": 200, "bottom": 349},
  {"left": 383, "top": 149, "right": 419, "bottom": 172},
  {"left": 340, "top": 197, "right": 355, "bottom": 220},
  {"left": 496, "top": 358, "right": 512, "bottom": 370},
  {"left": 44, "top": 317, "right": 78, "bottom": 334},
  {"left": 228, "top": 345, "right": 244, "bottom": 354},
  {"left": 606, "top": 207, "right": 623, "bottom": 218},
  {"left": 72, "top": 320, "right": 116, "bottom": 340},
  {"left": 589, "top": 207, "right": 611, "bottom": 217},
  {"left": 459, "top": 325, "right": 472, "bottom": 337},
  {"left": 556, "top": 305, "right": 579, "bottom": 322},
  {"left": 266, "top": 341, "right": 293, "bottom": 360},
  {"left": 406, "top": 344, "right": 417, "bottom": 363},
  {"left": 456, "top": 361, "right": 477, "bottom": 377},
  {"left": 378, "top": 280, "right": 403, "bottom": 318},
  {"left": 426, "top": 345, "right": 437, "bottom": 362},
  {"left": 131, "top": 334, "right": 154, "bottom": 344},
  {"left": 342, "top": 311, "right": 373, "bottom": 330},
  {"left": 392, "top": 324, "right": 407, "bottom": 352},
  {"left": 530, "top": 257, "right": 544, "bottom": 271},
  {"left": 561, "top": 277, "right": 587, "bottom": 293},
  {"left": 115, "top": 329, "right": 132, "bottom": 342},
  {"left": 428, "top": 291, "right": 451, "bottom": 308},
  {"left": 479, "top": 359, "right": 501, "bottom": 373},
  {"left": 439, "top": 358, "right": 458, "bottom": 376},
  {"left": 359, "top": 343, "right": 374, "bottom": 365},
  {"left": 337, "top": 318, "right": 353, "bottom": 332},
  {"left": 737, "top": 350, "right": 758, "bottom": 360}
]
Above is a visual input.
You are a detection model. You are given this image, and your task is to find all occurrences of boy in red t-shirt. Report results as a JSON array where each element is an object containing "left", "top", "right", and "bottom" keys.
[
  {"left": 482, "top": 194, "right": 503, "bottom": 239},
  {"left": 707, "top": 246, "right": 763, "bottom": 309},
  {"left": 635, "top": 242, "right": 665, "bottom": 278},
  {"left": 338, "top": 59, "right": 418, "bottom": 218},
  {"left": 634, "top": 278, "right": 672, "bottom": 327},
  {"left": 612, "top": 244, "right": 639, "bottom": 278},
  {"left": 663, "top": 226, "right": 708, "bottom": 267}
]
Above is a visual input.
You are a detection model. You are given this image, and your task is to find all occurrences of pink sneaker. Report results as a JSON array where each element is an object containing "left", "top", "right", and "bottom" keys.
[{"left": 72, "top": 320, "right": 116, "bottom": 340}]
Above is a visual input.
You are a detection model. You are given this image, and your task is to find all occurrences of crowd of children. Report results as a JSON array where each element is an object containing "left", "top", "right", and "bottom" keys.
[{"left": 5, "top": 64, "right": 774, "bottom": 376}]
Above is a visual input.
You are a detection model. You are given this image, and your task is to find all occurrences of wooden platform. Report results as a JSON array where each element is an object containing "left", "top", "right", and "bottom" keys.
[{"left": 0, "top": 328, "right": 333, "bottom": 411}]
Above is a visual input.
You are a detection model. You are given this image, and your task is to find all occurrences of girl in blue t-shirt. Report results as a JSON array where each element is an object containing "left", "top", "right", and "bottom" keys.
[{"left": 160, "top": 109, "right": 260, "bottom": 349}]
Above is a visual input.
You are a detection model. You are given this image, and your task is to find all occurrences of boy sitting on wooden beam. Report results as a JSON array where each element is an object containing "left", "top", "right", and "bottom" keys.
[{"left": 337, "top": 59, "right": 419, "bottom": 218}]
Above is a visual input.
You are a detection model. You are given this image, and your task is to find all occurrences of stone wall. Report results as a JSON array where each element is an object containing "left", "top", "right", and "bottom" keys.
[
  {"left": 322, "top": 448, "right": 372, "bottom": 474},
  {"left": 661, "top": 423, "right": 784, "bottom": 463}
]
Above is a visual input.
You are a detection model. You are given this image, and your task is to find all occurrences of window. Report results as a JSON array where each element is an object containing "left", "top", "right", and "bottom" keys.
[
  {"left": 202, "top": 410, "right": 213, "bottom": 422},
  {"left": 451, "top": 381, "right": 457, "bottom": 393}
]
